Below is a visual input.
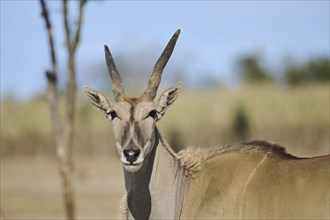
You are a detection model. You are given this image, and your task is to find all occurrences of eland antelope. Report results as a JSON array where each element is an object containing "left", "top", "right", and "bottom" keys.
[{"left": 83, "top": 30, "right": 329, "bottom": 219}]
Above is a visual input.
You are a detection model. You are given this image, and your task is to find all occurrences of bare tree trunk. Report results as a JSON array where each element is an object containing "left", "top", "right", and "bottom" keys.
[{"left": 39, "top": 1, "right": 85, "bottom": 219}]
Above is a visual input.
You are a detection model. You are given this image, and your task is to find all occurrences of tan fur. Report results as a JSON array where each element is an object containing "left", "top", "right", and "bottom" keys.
[
  {"left": 177, "top": 140, "right": 296, "bottom": 177},
  {"left": 123, "top": 96, "right": 148, "bottom": 105},
  {"left": 176, "top": 141, "right": 329, "bottom": 219},
  {"left": 120, "top": 194, "right": 129, "bottom": 219},
  {"left": 120, "top": 134, "right": 329, "bottom": 219}
]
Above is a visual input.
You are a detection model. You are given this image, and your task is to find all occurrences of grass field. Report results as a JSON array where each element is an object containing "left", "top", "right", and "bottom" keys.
[
  {"left": 1, "top": 84, "right": 329, "bottom": 218},
  {"left": 1, "top": 156, "right": 124, "bottom": 219}
]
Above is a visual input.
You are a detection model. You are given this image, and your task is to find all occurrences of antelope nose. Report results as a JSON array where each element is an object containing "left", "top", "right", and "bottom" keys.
[{"left": 123, "top": 148, "right": 140, "bottom": 164}]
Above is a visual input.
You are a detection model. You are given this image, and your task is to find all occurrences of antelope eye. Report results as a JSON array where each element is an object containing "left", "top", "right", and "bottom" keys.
[
  {"left": 148, "top": 110, "right": 158, "bottom": 120},
  {"left": 108, "top": 111, "right": 118, "bottom": 120}
]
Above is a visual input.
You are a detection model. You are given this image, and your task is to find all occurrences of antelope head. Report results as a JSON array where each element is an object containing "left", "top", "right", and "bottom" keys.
[{"left": 83, "top": 30, "right": 182, "bottom": 172}]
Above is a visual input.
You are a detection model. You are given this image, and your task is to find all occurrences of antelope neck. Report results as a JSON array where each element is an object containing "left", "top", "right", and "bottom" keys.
[{"left": 123, "top": 127, "right": 186, "bottom": 219}]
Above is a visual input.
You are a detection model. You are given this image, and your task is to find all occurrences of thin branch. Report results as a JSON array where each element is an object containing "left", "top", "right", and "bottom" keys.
[
  {"left": 63, "top": 0, "right": 71, "bottom": 53},
  {"left": 40, "top": 0, "right": 57, "bottom": 69},
  {"left": 62, "top": 0, "right": 86, "bottom": 152},
  {"left": 40, "top": 1, "right": 76, "bottom": 219},
  {"left": 72, "top": 0, "right": 85, "bottom": 53},
  {"left": 39, "top": 0, "right": 63, "bottom": 147},
  {"left": 62, "top": 1, "right": 78, "bottom": 219},
  {"left": 63, "top": 0, "right": 75, "bottom": 152}
]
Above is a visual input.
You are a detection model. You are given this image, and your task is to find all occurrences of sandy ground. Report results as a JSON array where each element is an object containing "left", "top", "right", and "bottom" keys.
[{"left": 1, "top": 156, "right": 125, "bottom": 219}]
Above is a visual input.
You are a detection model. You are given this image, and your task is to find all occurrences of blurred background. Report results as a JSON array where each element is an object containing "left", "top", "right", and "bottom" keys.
[{"left": 1, "top": 1, "right": 329, "bottom": 219}]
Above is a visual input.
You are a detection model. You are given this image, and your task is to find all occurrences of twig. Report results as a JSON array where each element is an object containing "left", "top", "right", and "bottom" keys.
[
  {"left": 39, "top": 0, "right": 63, "bottom": 146},
  {"left": 40, "top": 0, "right": 77, "bottom": 219}
]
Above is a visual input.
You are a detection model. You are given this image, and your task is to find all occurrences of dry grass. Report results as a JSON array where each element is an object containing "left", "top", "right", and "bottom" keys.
[
  {"left": 1, "top": 156, "right": 124, "bottom": 219},
  {"left": 1, "top": 84, "right": 329, "bottom": 157},
  {"left": 160, "top": 84, "right": 329, "bottom": 157}
]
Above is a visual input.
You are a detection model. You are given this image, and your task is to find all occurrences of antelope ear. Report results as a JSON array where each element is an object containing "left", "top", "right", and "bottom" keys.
[
  {"left": 156, "top": 82, "right": 183, "bottom": 121},
  {"left": 82, "top": 86, "right": 113, "bottom": 115}
]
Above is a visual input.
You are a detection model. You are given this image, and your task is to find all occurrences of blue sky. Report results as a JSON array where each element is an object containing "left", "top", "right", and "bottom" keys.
[{"left": 1, "top": 1, "right": 329, "bottom": 100}]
